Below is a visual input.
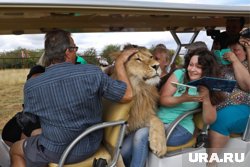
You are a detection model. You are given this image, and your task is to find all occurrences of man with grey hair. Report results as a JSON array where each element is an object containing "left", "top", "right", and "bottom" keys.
[{"left": 10, "top": 29, "right": 135, "bottom": 167}]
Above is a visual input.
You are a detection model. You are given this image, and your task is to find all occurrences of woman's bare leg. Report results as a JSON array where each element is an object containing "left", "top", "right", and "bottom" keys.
[{"left": 207, "top": 130, "right": 229, "bottom": 166}]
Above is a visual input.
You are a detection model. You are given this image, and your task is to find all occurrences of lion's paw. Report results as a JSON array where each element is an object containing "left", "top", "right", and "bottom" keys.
[{"left": 149, "top": 128, "right": 167, "bottom": 157}]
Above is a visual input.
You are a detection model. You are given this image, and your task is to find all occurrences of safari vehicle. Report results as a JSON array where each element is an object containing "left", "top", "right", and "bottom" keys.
[{"left": 0, "top": 0, "right": 250, "bottom": 167}]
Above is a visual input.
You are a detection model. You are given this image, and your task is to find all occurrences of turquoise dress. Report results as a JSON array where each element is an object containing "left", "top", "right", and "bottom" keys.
[{"left": 157, "top": 69, "right": 200, "bottom": 134}]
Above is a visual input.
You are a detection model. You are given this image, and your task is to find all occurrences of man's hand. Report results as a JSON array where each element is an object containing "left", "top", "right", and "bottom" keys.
[
  {"left": 115, "top": 48, "right": 138, "bottom": 103},
  {"left": 115, "top": 49, "right": 138, "bottom": 65}
]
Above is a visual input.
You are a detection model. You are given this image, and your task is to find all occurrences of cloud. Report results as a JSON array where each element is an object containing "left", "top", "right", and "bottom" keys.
[
  {"left": 0, "top": 31, "right": 213, "bottom": 55},
  {"left": 74, "top": 32, "right": 177, "bottom": 53},
  {"left": 0, "top": 34, "right": 44, "bottom": 52}
]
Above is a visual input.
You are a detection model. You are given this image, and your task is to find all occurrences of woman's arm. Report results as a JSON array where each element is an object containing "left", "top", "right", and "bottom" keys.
[
  {"left": 198, "top": 86, "right": 217, "bottom": 124},
  {"left": 224, "top": 51, "right": 250, "bottom": 92},
  {"left": 159, "top": 73, "right": 202, "bottom": 106},
  {"left": 239, "top": 37, "right": 250, "bottom": 73}
]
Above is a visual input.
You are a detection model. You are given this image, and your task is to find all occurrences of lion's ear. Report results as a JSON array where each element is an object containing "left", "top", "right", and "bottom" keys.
[{"left": 109, "top": 51, "right": 122, "bottom": 61}]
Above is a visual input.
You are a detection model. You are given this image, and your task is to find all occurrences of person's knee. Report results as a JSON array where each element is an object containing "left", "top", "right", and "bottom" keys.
[
  {"left": 133, "top": 128, "right": 149, "bottom": 145},
  {"left": 121, "top": 141, "right": 130, "bottom": 156},
  {"left": 10, "top": 139, "right": 25, "bottom": 157},
  {"left": 121, "top": 135, "right": 133, "bottom": 157},
  {"left": 121, "top": 138, "right": 132, "bottom": 166}
]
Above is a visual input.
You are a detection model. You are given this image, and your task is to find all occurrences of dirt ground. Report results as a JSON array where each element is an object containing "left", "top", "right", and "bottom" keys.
[{"left": 0, "top": 69, "right": 29, "bottom": 131}]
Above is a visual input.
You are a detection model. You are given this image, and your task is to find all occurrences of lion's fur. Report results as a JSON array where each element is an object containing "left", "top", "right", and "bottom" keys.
[
  {"left": 111, "top": 47, "right": 167, "bottom": 156},
  {"left": 128, "top": 83, "right": 159, "bottom": 131}
]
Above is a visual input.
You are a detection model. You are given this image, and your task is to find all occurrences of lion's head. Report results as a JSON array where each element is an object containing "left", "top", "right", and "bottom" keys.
[
  {"left": 125, "top": 47, "right": 162, "bottom": 86},
  {"left": 110, "top": 47, "right": 162, "bottom": 131},
  {"left": 109, "top": 47, "right": 167, "bottom": 156}
]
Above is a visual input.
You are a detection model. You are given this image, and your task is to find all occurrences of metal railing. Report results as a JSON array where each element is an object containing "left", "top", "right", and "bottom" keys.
[
  {"left": 0, "top": 56, "right": 99, "bottom": 69},
  {"left": 0, "top": 57, "right": 39, "bottom": 69}
]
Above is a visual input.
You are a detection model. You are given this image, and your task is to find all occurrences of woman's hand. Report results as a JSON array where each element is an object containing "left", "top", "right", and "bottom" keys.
[
  {"left": 239, "top": 37, "right": 250, "bottom": 49},
  {"left": 239, "top": 37, "right": 250, "bottom": 61},
  {"left": 223, "top": 52, "right": 239, "bottom": 64},
  {"left": 198, "top": 86, "right": 217, "bottom": 124},
  {"left": 198, "top": 86, "right": 210, "bottom": 102},
  {"left": 180, "top": 86, "right": 210, "bottom": 103},
  {"left": 180, "top": 89, "right": 203, "bottom": 102}
]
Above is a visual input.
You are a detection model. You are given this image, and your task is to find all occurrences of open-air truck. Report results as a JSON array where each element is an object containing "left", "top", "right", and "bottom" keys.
[{"left": 0, "top": 1, "right": 249, "bottom": 167}]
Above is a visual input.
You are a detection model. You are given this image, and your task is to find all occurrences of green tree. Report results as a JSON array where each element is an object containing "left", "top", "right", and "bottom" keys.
[
  {"left": 100, "top": 44, "right": 121, "bottom": 64},
  {"left": 83, "top": 47, "right": 97, "bottom": 57},
  {"left": 82, "top": 47, "right": 98, "bottom": 65},
  {"left": 172, "top": 55, "right": 183, "bottom": 67}
]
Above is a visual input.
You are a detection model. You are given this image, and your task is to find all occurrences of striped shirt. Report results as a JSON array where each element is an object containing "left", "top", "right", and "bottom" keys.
[{"left": 24, "top": 62, "right": 126, "bottom": 155}]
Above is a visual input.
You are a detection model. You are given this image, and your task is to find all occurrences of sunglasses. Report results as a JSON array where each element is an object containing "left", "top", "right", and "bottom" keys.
[{"left": 68, "top": 46, "right": 78, "bottom": 52}]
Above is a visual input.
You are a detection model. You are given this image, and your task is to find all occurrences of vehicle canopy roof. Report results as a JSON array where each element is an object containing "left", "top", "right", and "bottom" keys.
[{"left": 0, "top": 0, "right": 249, "bottom": 35}]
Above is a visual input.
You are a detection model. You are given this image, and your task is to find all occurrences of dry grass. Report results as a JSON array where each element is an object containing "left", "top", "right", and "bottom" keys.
[{"left": 0, "top": 69, "right": 30, "bottom": 131}]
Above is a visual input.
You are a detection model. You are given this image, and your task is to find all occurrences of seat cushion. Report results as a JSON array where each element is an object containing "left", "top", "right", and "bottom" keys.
[
  {"left": 167, "top": 136, "right": 196, "bottom": 152},
  {"left": 230, "top": 133, "right": 242, "bottom": 138},
  {"left": 48, "top": 100, "right": 131, "bottom": 167},
  {"left": 48, "top": 145, "right": 111, "bottom": 167},
  {"left": 102, "top": 100, "right": 132, "bottom": 149}
]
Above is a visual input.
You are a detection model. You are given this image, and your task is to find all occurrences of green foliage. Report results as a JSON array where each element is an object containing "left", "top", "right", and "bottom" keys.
[
  {"left": 81, "top": 47, "right": 98, "bottom": 65},
  {"left": 82, "top": 56, "right": 99, "bottom": 65},
  {"left": 0, "top": 45, "right": 183, "bottom": 69},
  {"left": 168, "top": 50, "right": 183, "bottom": 67},
  {"left": 83, "top": 47, "right": 97, "bottom": 57},
  {"left": 169, "top": 50, "right": 175, "bottom": 57},
  {"left": 100, "top": 44, "right": 121, "bottom": 64},
  {"left": 0, "top": 48, "right": 43, "bottom": 69},
  {"left": 173, "top": 55, "right": 183, "bottom": 67},
  {"left": 149, "top": 44, "right": 155, "bottom": 53}
]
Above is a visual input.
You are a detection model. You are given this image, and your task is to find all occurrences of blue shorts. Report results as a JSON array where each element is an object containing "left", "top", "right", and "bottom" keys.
[
  {"left": 210, "top": 104, "right": 250, "bottom": 136},
  {"left": 23, "top": 135, "right": 93, "bottom": 167}
]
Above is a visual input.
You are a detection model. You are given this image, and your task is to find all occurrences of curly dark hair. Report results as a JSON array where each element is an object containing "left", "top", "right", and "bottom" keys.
[
  {"left": 184, "top": 49, "right": 220, "bottom": 79},
  {"left": 183, "top": 48, "right": 225, "bottom": 105}
]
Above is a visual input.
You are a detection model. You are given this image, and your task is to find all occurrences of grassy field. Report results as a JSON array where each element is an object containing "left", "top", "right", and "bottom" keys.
[{"left": 0, "top": 69, "right": 30, "bottom": 131}]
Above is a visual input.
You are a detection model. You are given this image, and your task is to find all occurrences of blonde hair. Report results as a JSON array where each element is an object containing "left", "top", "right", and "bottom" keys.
[
  {"left": 37, "top": 52, "right": 49, "bottom": 67},
  {"left": 153, "top": 44, "right": 171, "bottom": 63}
]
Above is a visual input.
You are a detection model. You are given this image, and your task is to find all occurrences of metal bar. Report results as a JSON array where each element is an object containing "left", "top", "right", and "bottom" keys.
[
  {"left": 58, "top": 120, "right": 126, "bottom": 167},
  {"left": 108, "top": 123, "right": 127, "bottom": 167},
  {"left": 167, "top": 30, "right": 199, "bottom": 73},
  {"left": 165, "top": 108, "right": 202, "bottom": 143},
  {"left": 243, "top": 116, "right": 250, "bottom": 142}
]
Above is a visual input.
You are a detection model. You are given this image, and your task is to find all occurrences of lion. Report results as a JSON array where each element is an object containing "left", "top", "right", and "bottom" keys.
[{"left": 111, "top": 46, "right": 167, "bottom": 157}]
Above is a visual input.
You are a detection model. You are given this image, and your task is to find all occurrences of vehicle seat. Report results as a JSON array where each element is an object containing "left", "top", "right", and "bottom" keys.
[
  {"left": 165, "top": 108, "right": 205, "bottom": 153},
  {"left": 49, "top": 100, "right": 132, "bottom": 167},
  {"left": 146, "top": 108, "right": 207, "bottom": 167},
  {"left": 230, "top": 133, "right": 242, "bottom": 138}
]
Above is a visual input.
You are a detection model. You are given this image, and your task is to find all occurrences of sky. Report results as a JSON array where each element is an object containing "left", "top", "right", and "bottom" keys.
[{"left": 0, "top": 0, "right": 249, "bottom": 54}]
